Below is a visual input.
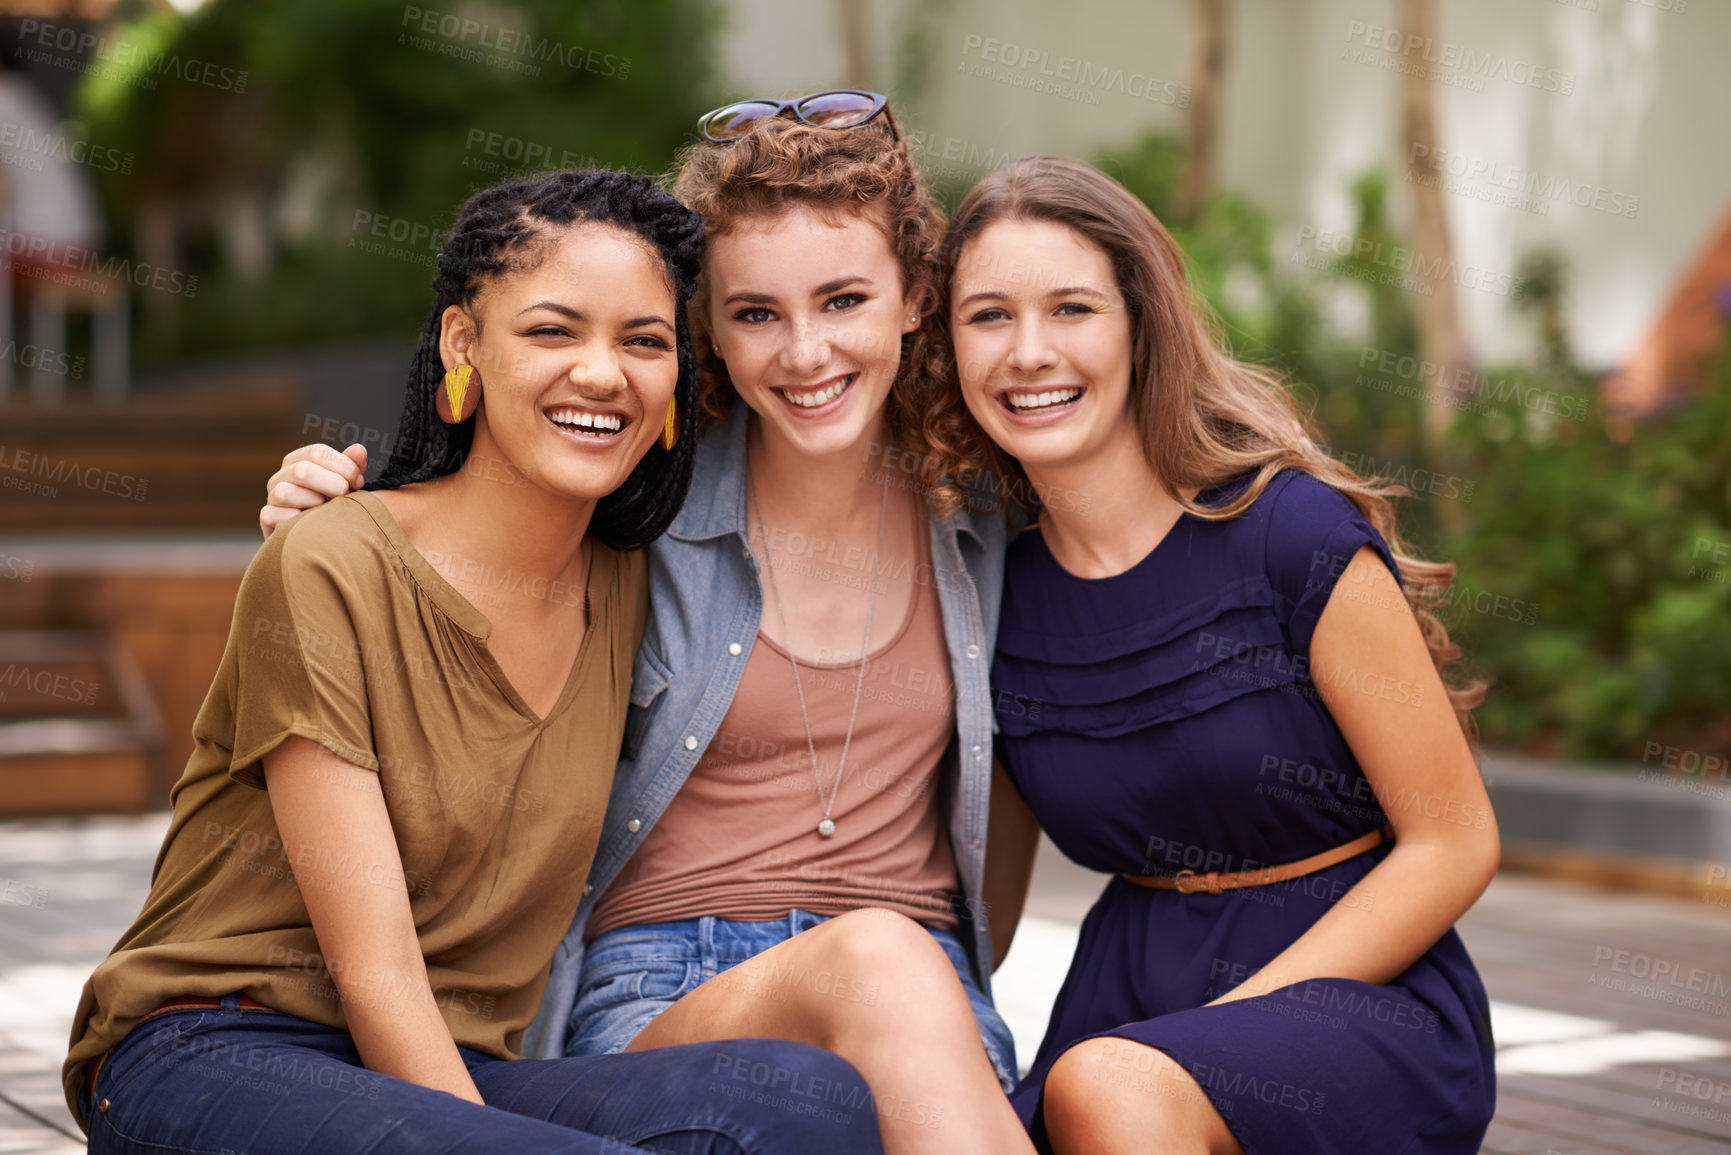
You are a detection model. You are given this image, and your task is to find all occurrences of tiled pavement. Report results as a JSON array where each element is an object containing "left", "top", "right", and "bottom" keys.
[
  {"left": 3, "top": 814, "right": 1730, "bottom": 1153},
  {"left": 0, "top": 815, "right": 169, "bottom": 1154}
]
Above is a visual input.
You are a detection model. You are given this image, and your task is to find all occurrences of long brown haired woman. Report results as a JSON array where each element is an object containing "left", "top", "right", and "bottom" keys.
[{"left": 932, "top": 155, "right": 1499, "bottom": 1155}]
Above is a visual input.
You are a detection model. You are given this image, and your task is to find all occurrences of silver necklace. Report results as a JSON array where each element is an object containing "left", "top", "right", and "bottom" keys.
[{"left": 748, "top": 460, "right": 890, "bottom": 838}]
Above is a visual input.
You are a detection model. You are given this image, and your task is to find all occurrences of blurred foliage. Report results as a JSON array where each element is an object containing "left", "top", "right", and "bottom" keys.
[
  {"left": 73, "top": 0, "right": 722, "bottom": 364},
  {"left": 1098, "top": 133, "right": 1439, "bottom": 533},
  {"left": 891, "top": 0, "right": 958, "bottom": 119},
  {"left": 1097, "top": 126, "right": 1731, "bottom": 762},
  {"left": 1512, "top": 247, "right": 1571, "bottom": 372},
  {"left": 65, "top": 12, "right": 1731, "bottom": 765},
  {"left": 1443, "top": 350, "right": 1731, "bottom": 760}
]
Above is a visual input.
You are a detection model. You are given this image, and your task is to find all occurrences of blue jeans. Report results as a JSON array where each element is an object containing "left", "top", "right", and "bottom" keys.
[
  {"left": 82, "top": 993, "right": 882, "bottom": 1154},
  {"left": 571, "top": 910, "right": 1018, "bottom": 1091}
]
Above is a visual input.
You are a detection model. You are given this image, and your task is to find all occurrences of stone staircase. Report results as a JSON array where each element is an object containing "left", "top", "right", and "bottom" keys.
[{"left": 0, "top": 371, "right": 295, "bottom": 816}]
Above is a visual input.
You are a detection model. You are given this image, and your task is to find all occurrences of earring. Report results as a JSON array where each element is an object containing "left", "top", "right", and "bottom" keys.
[
  {"left": 659, "top": 398, "right": 679, "bottom": 451},
  {"left": 712, "top": 343, "right": 722, "bottom": 357},
  {"left": 436, "top": 364, "right": 480, "bottom": 424},
  {"left": 908, "top": 315, "right": 918, "bottom": 325}
]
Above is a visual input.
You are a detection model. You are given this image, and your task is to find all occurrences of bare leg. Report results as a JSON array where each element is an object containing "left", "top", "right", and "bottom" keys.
[
  {"left": 626, "top": 908, "right": 1034, "bottom": 1155},
  {"left": 1042, "top": 1037, "right": 1244, "bottom": 1155}
]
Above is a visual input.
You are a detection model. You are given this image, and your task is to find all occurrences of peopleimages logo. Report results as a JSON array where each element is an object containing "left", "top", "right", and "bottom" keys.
[
  {"left": 960, "top": 35, "right": 1189, "bottom": 107},
  {"left": 399, "top": 6, "right": 630, "bottom": 79},
  {"left": 0, "top": 662, "right": 100, "bottom": 706},
  {"left": 0, "top": 445, "right": 148, "bottom": 501},
  {"left": 1408, "top": 144, "right": 1639, "bottom": 220},
  {"left": 1341, "top": 21, "right": 1574, "bottom": 95},
  {"left": 1294, "top": 226, "right": 1525, "bottom": 298},
  {"left": 0, "top": 121, "right": 135, "bottom": 175},
  {"left": 14, "top": 19, "right": 249, "bottom": 92},
  {"left": 0, "top": 226, "right": 197, "bottom": 298},
  {"left": 905, "top": 130, "right": 1018, "bottom": 178},
  {"left": 0, "top": 878, "right": 49, "bottom": 910},
  {"left": 462, "top": 129, "right": 601, "bottom": 179},
  {"left": 2, "top": 340, "right": 82, "bottom": 380},
  {"left": 1356, "top": 345, "right": 1591, "bottom": 421}
]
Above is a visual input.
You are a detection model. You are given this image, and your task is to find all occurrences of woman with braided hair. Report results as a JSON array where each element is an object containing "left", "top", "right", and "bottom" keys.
[{"left": 63, "top": 168, "right": 885, "bottom": 1155}]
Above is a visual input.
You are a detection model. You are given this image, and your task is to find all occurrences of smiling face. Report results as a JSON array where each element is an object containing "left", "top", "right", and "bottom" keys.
[
  {"left": 949, "top": 217, "right": 1138, "bottom": 474},
  {"left": 705, "top": 203, "right": 919, "bottom": 459},
  {"left": 444, "top": 221, "right": 679, "bottom": 501}
]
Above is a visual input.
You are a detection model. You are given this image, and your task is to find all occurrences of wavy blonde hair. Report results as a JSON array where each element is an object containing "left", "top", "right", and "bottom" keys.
[
  {"left": 931, "top": 156, "right": 1485, "bottom": 733},
  {"left": 667, "top": 116, "right": 975, "bottom": 497}
]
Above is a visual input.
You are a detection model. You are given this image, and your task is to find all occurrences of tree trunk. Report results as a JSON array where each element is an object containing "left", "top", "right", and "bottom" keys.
[
  {"left": 1181, "top": 0, "right": 1228, "bottom": 222},
  {"left": 1400, "top": 0, "right": 1471, "bottom": 452}
]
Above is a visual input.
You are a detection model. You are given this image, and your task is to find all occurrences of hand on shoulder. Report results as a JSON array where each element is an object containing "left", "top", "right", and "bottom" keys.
[{"left": 261, "top": 443, "right": 368, "bottom": 539}]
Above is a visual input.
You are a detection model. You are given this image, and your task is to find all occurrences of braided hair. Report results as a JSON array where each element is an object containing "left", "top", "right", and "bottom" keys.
[{"left": 371, "top": 168, "right": 705, "bottom": 551}]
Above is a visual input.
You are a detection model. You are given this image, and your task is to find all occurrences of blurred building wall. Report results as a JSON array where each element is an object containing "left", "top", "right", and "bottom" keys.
[{"left": 711, "top": 0, "right": 1730, "bottom": 373}]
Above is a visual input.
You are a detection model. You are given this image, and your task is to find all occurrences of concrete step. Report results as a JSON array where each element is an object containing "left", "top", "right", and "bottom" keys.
[
  {"left": 0, "top": 371, "right": 305, "bottom": 530},
  {"left": 0, "top": 631, "right": 162, "bottom": 817},
  {"left": 0, "top": 733, "right": 158, "bottom": 815},
  {"left": 1484, "top": 751, "right": 1731, "bottom": 901},
  {"left": 0, "top": 631, "right": 119, "bottom": 719}
]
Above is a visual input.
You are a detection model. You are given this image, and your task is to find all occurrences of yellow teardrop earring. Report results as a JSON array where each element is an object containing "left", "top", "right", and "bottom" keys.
[
  {"left": 659, "top": 397, "right": 679, "bottom": 451},
  {"left": 436, "top": 364, "right": 481, "bottom": 424}
]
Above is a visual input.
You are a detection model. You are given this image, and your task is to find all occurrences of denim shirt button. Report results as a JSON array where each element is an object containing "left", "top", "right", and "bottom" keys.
[
  {"left": 728, "top": 642, "right": 743, "bottom": 656},
  {"left": 971, "top": 744, "right": 982, "bottom": 758},
  {"left": 966, "top": 644, "right": 980, "bottom": 659},
  {"left": 583, "top": 883, "right": 593, "bottom": 896},
  {"left": 627, "top": 818, "right": 642, "bottom": 832},
  {"left": 683, "top": 735, "right": 699, "bottom": 751}
]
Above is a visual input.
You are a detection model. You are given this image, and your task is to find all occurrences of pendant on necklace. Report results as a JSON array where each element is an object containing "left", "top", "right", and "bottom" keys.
[{"left": 818, "top": 819, "right": 836, "bottom": 838}]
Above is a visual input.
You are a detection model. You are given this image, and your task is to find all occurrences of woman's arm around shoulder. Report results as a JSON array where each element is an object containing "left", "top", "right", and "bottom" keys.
[{"left": 260, "top": 443, "right": 367, "bottom": 538}]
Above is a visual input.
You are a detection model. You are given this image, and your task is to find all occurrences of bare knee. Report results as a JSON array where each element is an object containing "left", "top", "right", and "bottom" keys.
[
  {"left": 1044, "top": 1038, "right": 1221, "bottom": 1155},
  {"left": 779, "top": 908, "right": 979, "bottom": 1050},
  {"left": 806, "top": 908, "right": 957, "bottom": 992},
  {"left": 1043, "top": 1038, "right": 1119, "bottom": 1132}
]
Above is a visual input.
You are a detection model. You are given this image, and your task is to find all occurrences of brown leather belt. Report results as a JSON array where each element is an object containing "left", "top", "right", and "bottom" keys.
[
  {"left": 86, "top": 995, "right": 272, "bottom": 1102},
  {"left": 1122, "top": 824, "right": 1394, "bottom": 895}
]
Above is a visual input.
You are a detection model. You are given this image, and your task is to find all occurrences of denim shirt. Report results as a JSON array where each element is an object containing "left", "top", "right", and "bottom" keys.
[{"left": 524, "top": 403, "right": 1008, "bottom": 1059}]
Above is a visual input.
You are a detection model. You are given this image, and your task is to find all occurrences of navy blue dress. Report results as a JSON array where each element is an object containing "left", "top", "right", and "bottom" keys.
[{"left": 994, "top": 470, "right": 1495, "bottom": 1154}]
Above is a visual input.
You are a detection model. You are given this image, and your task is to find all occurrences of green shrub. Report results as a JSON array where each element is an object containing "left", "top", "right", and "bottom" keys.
[{"left": 1441, "top": 349, "right": 1731, "bottom": 759}]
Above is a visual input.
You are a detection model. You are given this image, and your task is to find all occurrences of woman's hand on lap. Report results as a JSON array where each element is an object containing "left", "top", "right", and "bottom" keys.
[{"left": 263, "top": 736, "right": 484, "bottom": 1104}]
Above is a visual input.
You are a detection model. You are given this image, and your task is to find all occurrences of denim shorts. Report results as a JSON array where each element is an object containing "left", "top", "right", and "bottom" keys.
[{"left": 570, "top": 909, "right": 1017, "bottom": 1092}]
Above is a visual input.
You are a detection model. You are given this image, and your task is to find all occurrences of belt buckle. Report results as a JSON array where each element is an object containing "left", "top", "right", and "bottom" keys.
[{"left": 1174, "top": 869, "right": 1223, "bottom": 895}]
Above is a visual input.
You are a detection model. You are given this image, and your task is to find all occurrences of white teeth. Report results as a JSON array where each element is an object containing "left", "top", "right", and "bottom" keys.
[
  {"left": 1005, "top": 387, "right": 1081, "bottom": 412},
  {"left": 782, "top": 377, "right": 851, "bottom": 408},
  {"left": 548, "top": 409, "right": 623, "bottom": 433}
]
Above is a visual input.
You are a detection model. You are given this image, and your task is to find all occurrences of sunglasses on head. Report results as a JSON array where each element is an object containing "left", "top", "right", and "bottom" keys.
[{"left": 697, "top": 89, "right": 899, "bottom": 143}]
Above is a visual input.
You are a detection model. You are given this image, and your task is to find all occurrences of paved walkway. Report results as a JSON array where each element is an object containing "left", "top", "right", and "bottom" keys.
[{"left": 3, "top": 815, "right": 1729, "bottom": 1152}]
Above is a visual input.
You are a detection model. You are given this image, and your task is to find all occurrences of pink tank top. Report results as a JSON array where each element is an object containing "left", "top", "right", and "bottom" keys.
[{"left": 588, "top": 511, "right": 960, "bottom": 937}]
